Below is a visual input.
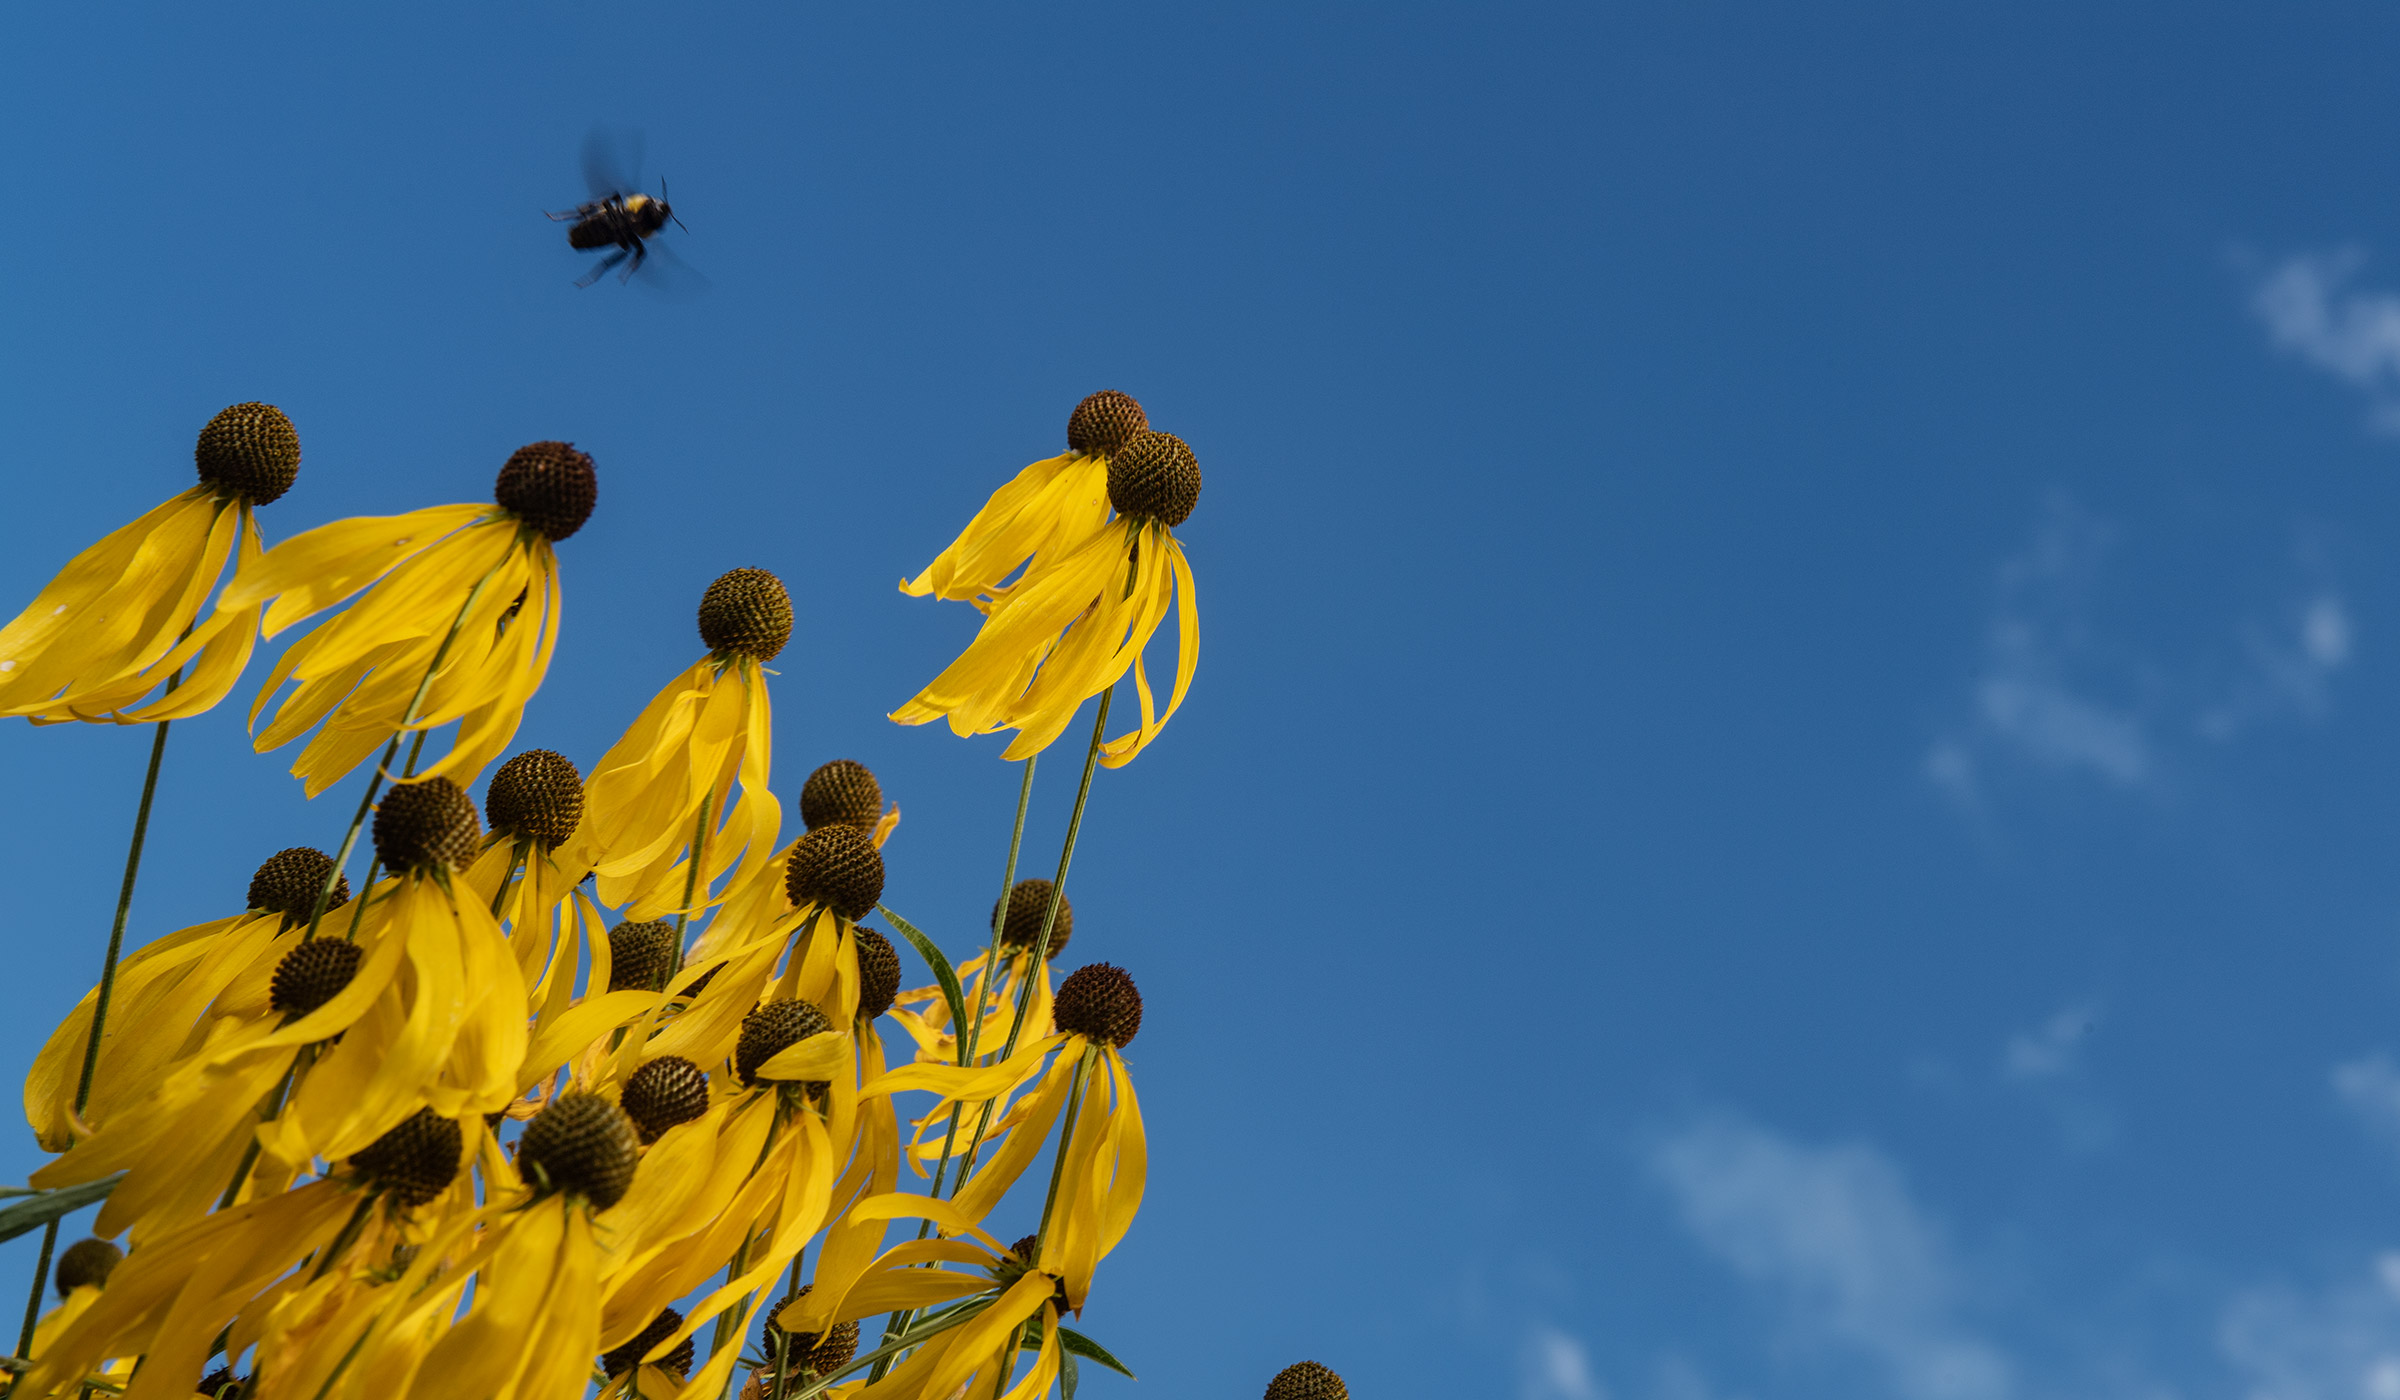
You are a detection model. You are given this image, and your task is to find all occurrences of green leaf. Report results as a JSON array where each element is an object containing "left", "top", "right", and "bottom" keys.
[
  {"left": 880, "top": 905, "right": 971, "bottom": 1063},
  {"left": 0, "top": 1175, "right": 123, "bottom": 1245},
  {"left": 1058, "top": 1327, "right": 1135, "bottom": 1380},
  {"left": 1060, "top": 1350, "right": 1081, "bottom": 1400}
]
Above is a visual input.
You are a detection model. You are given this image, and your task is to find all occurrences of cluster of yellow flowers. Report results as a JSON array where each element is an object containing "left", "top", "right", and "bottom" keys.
[{"left": 0, "top": 394, "right": 1349, "bottom": 1400}]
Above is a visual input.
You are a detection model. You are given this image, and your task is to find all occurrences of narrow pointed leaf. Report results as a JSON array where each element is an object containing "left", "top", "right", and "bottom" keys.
[
  {"left": 1058, "top": 1328, "right": 1134, "bottom": 1379},
  {"left": 0, "top": 1174, "right": 123, "bottom": 1243},
  {"left": 881, "top": 904, "right": 971, "bottom": 1062}
]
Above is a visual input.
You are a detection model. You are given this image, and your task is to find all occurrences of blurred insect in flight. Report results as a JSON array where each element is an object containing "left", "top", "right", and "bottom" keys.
[{"left": 548, "top": 127, "right": 689, "bottom": 287}]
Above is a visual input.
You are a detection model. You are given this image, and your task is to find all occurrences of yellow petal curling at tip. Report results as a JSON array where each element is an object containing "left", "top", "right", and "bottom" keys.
[
  {"left": 900, "top": 452, "right": 1113, "bottom": 607},
  {"left": 233, "top": 509, "right": 563, "bottom": 795},
  {"left": 0, "top": 489, "right": 264, "bottom": 724},
  {"left": 17, "top": 1181, "right": 357, "bottom": 1400},
  {"left": 1037, "top": 1044, "right": 1146, "bottom": 1309},
  {"left": 580, "top": 655, "right": 779, "bottom": 919},
  {"left": 892, "top": 520, "right": 1197, "bottom": 766},
  {"left": 409, "top": 1199, "right": 599, "bottom": 1400}
]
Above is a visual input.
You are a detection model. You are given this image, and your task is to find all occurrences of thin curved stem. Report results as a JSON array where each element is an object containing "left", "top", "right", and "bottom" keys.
[
  {"left": 11, "top": 1223, "right": 56, "bottom": 1365},
  {"left": 946, "top": 687, "right": 1111, "bottom": 1188},
  {"left": 300, "top": 565, "right": 500, "bottom": 944},
  {"left": 867, "top": 756, "right": 1037, "bottom": 1379},
  {"left": 16, "top": 654, "right": 192, "bottom": 1366}
]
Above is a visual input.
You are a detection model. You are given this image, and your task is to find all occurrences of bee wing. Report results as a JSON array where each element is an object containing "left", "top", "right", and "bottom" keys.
[
  {"left": 580, "top": 125, "right": 646, "bottom": 200},
  {"left": 631, "top": 237, "right": 710, "bottom": 299},
  {"left": 574, "top": 247, "right": 632, "bottom": 289}
]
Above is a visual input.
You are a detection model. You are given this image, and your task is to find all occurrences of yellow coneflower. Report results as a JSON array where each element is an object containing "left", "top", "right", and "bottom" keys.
[
  {"left": 270, "top": 779, "right": 529, "bottom": 1165},
  {"left": 31, "top": 781, "right": 518, "bottom": 1241},
  {"left": 579, "top": 568, "right": 787, "bottom": 920},
  {"left": 30, "top": 916, "right": 383, "bottom": 1243},
  {"left": 637, "top": 823, "right": 884, "bottom": 1118},
  {"left": 682, "top": 758, "right": 898, "bottom": 1016},
  {"left": 0, "top": 404, "right": 295, "bottom": 724},
  {"left": 1022, "top": 963, "right": 1147, "bottom": 1311},
  {"left": 898, "top": 391, "right": 1145, "bottom": 610},
  {"left": 18, "top": 1109, "right": 471, "bottom": 1400},
  {"left": 892, "top": 428, "right": 1201, "bottom": 767},
  {"left": 1264, "top": 1361, "right": 1352, "bottom": 1400},
  {"left": 221, "top": 441, "right": 595, "bottom": 797},
  {"left": 850, "top": 1268, "right": 1063, "bottom": 1400},
  {"left": 766, "top": 949, "right": 902, "bottom": 1359},
  {"left": 601, "top": 1005, "right": 845, "bottom": 1400},
  {"left": 888, "top": 880, "right": 1066, "bottom": 1077},
  {"left": 398, "top": 1093, "right": 639, "bottom": 1400},
  {"left": 875, "top": 964, "right": 1144, "bottom": 1311},
  {"left": 596, "top": 1306, "right": 696, "bottom": 1400},
  {"left": 25, "top": 1238, "right": 121, "bottom": 1360},
  {"left": 464, "top": 748, "right": 595, "bottom": 1031},
  {"left": 23, "top": 848, "right": 350, "bottom": 1151},
  {"left": 234, "top": 1115, "right": 487, "bottom": 1400}
]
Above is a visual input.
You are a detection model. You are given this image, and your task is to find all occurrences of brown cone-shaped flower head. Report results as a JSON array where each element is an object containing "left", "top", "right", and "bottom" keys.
[
  {"left": 992, "top": 879, "right": 1072, "bottom": 959},
  {"left": 195, "top": 403, "right": 301, "bottom": 507},
  {"left": 493, "top": 441, "right": 598, "bottom": 542},
  {"left": 485, "top": 749, "right": 584, "bottom": 849},
  {"left": 620, "top": 1055, "right": 711, "bottom": 1144},
  {"left": 854, "top": 927, "right": 901, "bottom": 1022},
  {"left": 270, "top": 938, "right": 365, "bottom": 1019},
  {"left": 196, "top": 1368, "right": 244, "bottom": 1400},
  {"left": 601, "top": 1307, "right": 694, "bottom": 1378},
  {"left": 1066, "top": 390, "right": 1148, "bottom": 457},
  {"left": 247, "top": 847, "right": 350, "bottom": 929},
  {"left": 737, "top": 999, "right": 834, "bottom": 1088},
  {"left": 53, "top": 1238, "right": 121, "bottom": 1295},
  {"left": 1106, "top": 430, "right": 1201, "bottom": 527},
  {"left": 784, "top": 823, "right": 884, "bottom": 921},
  {"left": 1264, "top": 1362, "right": 1348, "bottom": 1400},
  {"left": 519, "top": 1090, "right": 639, "bottom": 1209},
  {"left": 607, "top": 919, "right": 682, "bottom": 994},
  {"left": 1053, "top": 963, "right": 1142, "bottom": 1047},
  {"left": 798, "top": 758, "right": 882, "bottom": 832},
  {"left": 766, "top": 1286, "right": 861, "bottom": 1378},
  {"left": 697, "top": 567, "right": 793, "bottom": 662},
  {"left": 347, "top": 1108, "right": 464, "bottom": 1208},
  {"left": 372, "top": 778, "right": 481, "bottom": 874}
]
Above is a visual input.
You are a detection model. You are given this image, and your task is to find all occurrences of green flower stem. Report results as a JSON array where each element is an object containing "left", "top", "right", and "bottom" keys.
[
  {"left": 870, "top": 690, "right": 1111, "bottom": 1391},
  {"left": 866, "top": 755, "right": 1038, "bottom": 1381},
  {"left": 16, "top": 653, "right": 192, "bottom": 1366},
  {"left": 790, "top": 1298, "right": 994, "bottom": 1400},
  {"left": 11, "top": 1223, "right": 57, "bottom": 1368},
  {"left": 673, "top": 790, "right": 719, "bottom": 944},
  {"left": 1031, "top": 1045, "right": 1102, "bottom": 1249},
  {"left": 989, "top": 1043, "right": 1101, "bottom": 1400},
  {"left": 490, "top": 838, "right": 531, "bottom": 919},
  {"left": 300, "top": 565, "right": 499, "bottom": 944},
  {"left": 214, "top": 1041, "right": 315, "bottom": 1211},
  {"left": 946, "top": 686, "right": 1112, "bottom": 1190}
]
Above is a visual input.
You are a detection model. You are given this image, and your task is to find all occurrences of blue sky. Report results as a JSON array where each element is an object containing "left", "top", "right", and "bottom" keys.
[{"left": 13, "top": 3, "right": 2400, "bottom": 1398}]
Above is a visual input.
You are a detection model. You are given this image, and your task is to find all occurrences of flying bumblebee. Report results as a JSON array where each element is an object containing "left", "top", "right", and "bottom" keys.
[{"left": 548, "top": 128, "right": 690, "bottom": 288}]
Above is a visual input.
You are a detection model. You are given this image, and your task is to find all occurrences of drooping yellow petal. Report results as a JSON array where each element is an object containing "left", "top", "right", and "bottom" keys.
[
  {"left": 0, "top": 490, "right": 258, "bottom": 723},
  {"left": 224, "top": 503, "right": 488, "bottom": 636},
  {"left": 900, "top": 452, "right": 1111, "bottom": 605}
]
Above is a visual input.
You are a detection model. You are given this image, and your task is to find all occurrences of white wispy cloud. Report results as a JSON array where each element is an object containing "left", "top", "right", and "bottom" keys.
[
  {"left": 1929, "top": 502, "right": 2355, "bottom": 808},
  {"left": 2001, "top": 1003, "right": 2099, "bottom": 1082},
  {"left": 2335, "top": 1054, "right": 2400, "bottom": 1163},
  {"left": 2222, "top": 1254, "right": 2400, "bottom": 1400},
  {"left": 1520, "top": 1325, "right": 1608, "bottom": 1400},
  {"left": 2252, "top": 250, "right": 2400, "bottom": 432},
  {"left": 1927, "top": 499, "right": 2151, "bottom": 805},
  {"left": 1650, "top": 1115, "right": 2013, "bottom": 1400}
]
